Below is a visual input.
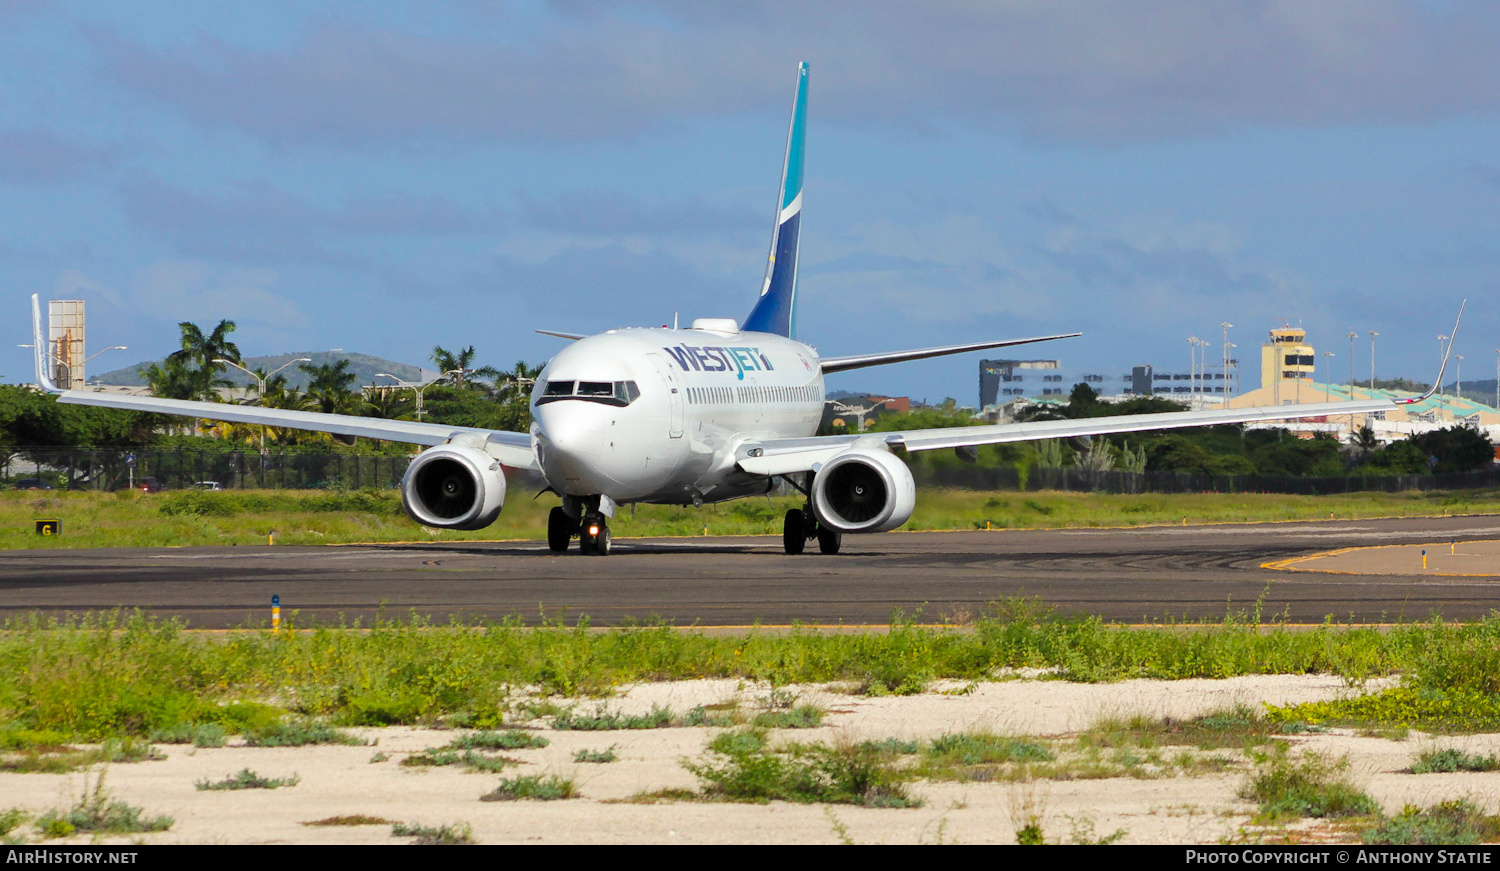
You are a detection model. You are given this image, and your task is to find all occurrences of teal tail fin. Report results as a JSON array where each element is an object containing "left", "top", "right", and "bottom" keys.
[{"left": 743, "top": 62, "right": 807, "bottom": 338}]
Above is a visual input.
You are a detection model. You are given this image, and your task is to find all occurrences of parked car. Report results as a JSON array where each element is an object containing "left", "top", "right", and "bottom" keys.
[
  {"left": 133, "top": 477, "right": 167, "bottom": 493},
  {"left": 12, "top": 478, "right": 54, "bottom": 491},
  {"left": 192, "top": 481, "right": 223, "bottom": 491}
]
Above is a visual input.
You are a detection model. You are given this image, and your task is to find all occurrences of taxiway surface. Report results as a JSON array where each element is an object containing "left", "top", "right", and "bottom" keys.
[{"left": 4, "top": 516, "right": 1500, "bottom": 627}]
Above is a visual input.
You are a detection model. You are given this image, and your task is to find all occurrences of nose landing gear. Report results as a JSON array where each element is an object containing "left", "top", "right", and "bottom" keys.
[{"left": 548, "top": 501, "right": 613, "bottom": 556}]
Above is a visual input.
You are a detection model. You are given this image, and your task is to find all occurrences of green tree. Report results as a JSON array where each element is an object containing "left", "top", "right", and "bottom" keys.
[
  {"left": 1411, "top": 426, "right": 1494, "bottom": 473},
  {"left": 1364, "top": 439, "right": 1429, "bottom": 475},
  {"left": 152, "top": 319, "right": 242, "bottom": 402},
  {"left": 298, "top": 360, "right": 361, "bottom": 415},
  {"left": 431, "top": 345, "right": 501, "bottom": 391}
]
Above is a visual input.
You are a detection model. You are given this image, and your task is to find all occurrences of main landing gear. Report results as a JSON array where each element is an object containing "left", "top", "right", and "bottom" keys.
[
  {"left": 782, "top": 506, "right": 840, "bottom": 555},
  {"left": 548, "top": 505, "right": 612, "bottom": 556},
  {"left": 780, "top": 471, "right": 841, "bottom": 555}
]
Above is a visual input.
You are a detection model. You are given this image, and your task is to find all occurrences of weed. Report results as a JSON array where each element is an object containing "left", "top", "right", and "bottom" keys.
[
  {"left": 685, "top": 730, "right": 921, "bottom": 808},
  {"left": 1363, "top": 800, "right": 1500, "bottom": 845},
  {"left": 148, "top": 722, "right": 226, "bottom": 748},
  {"left": 614, "top": 788, "right": 697, "bottom": 804},
  {"left": 1240, "top": 746, "right": 1380, "bottom": 822},
  {"left": 1080, "top": 706, "right": 1281, "bottom": 753},
  {"left": 1066, "top": 813, "right": 1127, "bottom": 845},
  {"left": 35, "top": 771, "right": 172, "bottom": 837},
  {"left": 751, "top": 705, "right": 825, "bottom": 729},
  {"left": 303, "top": 814, "right": 391, "bottom": 826},
  {"left": 1009, "top": 782, "right": 1048, "bottom": 844},
  {"left": 391, "top": 820, "right": 476, "bottom": 844},
  {"left": 552, "top": 704, "right": 674, "bottom": 731},
  {"left": 196, "top": 768, "right": 300, "bottom": 790},
  {"left": 243, "top": 719, "right": 367, "bottom": 747},
  {"left": 825, "top": 807, "right": 856, "bottom": 845},
  {"left": 921, "top": 732, "right": 1054, "bottom": 781},
  {"left": 400, "top": 748, "right": 520, "bottom": 772},
  {"left": 0, "top": 809, "right": 28, "bottom": 838},
  {"left": 446, "top": 730, "right": 548, "bottom": 750},
  {"left": 1409, "top": 747, "right": 1500, "bottom": 773},
  {"left": 572, "top": 746, "right": 618, "bottom": 764},
  {"left": 685, "top": 704, "right": 741, "bottom": 727},
  {"left": 369, "top": 751, "right": 389, "bottom": 763},
  {"left": 479, "top": 774, "right": 579, "bottom": 801},
  {"left": 859, "top": 738, "right": 921, "bottom": 757},
  {"left": 0, "top": 738, "right": 163, "bottom": 774}
]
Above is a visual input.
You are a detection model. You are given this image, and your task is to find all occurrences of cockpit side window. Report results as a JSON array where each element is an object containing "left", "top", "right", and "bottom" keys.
[{"left": 543, "top": 380, "right": 574, "bottom": 397}]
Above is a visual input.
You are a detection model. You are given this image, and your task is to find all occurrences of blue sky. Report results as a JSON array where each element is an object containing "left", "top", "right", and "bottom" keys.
[{"left": 5, "top": 0, "right": 1500, "bottom": 404}]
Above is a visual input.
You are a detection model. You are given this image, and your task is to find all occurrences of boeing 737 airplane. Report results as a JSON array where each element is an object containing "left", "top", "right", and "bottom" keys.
[{"left": 28, "top": 63, "right": 1459, "bottom": 556}]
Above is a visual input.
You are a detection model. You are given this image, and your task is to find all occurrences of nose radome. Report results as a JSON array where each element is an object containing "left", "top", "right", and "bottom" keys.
[{"left": 536, "top": 402, "right": 606, "bottom": 456}]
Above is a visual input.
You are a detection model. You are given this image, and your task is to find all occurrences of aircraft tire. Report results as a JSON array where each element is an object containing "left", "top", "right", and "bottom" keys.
[
  {"left": 595, "top": 523, "right": 611, "bottom": 556},
  {"left": 579, "top": 526, "right": 597, "bottom": 556},
  {"left": 783, "top": 509, "right": 806, "bottom": 555},
  {"left": 817, "top": 525, "right": 842, "bottom": 555},
  {"left": 547, "top": 507, "right": 572, "bottom": 553}
]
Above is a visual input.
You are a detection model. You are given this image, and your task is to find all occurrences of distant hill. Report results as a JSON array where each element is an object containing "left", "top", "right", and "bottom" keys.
[
  {"left": 93, "top": 351, "right": 428, "bottom": 391},
  {"left": 1446, "top": 379, "right": 1498, "bottom": 410}
]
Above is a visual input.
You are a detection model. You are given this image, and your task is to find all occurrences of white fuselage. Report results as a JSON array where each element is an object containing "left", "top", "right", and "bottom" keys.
[{"left": 531, "top": 327, "right": 825, "bottom": 504}]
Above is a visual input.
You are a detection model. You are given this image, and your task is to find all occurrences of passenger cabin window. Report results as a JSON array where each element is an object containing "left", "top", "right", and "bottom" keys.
[{"left": 535, "top": 380, "right": 640, "bottom": 407}]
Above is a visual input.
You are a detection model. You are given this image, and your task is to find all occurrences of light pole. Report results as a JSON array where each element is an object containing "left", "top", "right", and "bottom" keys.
[
  {"left": 215, "top": 357, "right": 311, "bottom": 451},
  {"left": 1187, "top": 336, "right": 1198, "bottom": 400},
  {"left": 1220, "top": 322, "right": 1233, "bottom": 398},
  {"left": 19, "top": 344, "right": 127, "bottom": 389},
  {"left": 375, "top": 370, "right": 463, "bottom": 421},
  {"left": 1456, "top": 356, "right": 1464, "bottom": 403},
  {"left": 1322, "top": 351, "right": 1335, "bottom": 402},
  {"left": 1346, "top": 330, "right": 1357, "bottom": 394},
  {"left": 1369, "top": 331, "right": 1378, "bottom": 391},
  {"left": 1438, "top": 335, "right": 1450, "bottom": 419}
]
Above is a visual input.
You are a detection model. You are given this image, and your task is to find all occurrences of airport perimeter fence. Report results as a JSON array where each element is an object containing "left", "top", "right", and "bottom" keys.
[
  {"left": 914, "top": 464, "right": 1500, "bottom": 495},
  {"left": 1, "top": 448, "right": 416, "bottom": 492},
  {"left": 8, "top": 446, "right": 1500, "bottom": 496}
]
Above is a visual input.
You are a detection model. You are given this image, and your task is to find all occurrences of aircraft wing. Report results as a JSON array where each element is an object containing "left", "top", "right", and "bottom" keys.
[
  {"left": 27, "top": 296, "right": 539, "bottom": 470},
  {"left": 819, "top": 333, "right": 1081, "bottom": 374},
  {"left": 735, "top": 396, "right": 1411, "bottom": 477},
  {"left": 745, "top": 301, "right": 1467, "bottom": 478}
]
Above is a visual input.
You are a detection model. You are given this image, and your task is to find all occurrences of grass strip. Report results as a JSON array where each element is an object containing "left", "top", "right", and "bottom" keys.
[{"left": 6, "top": 487, "right": 1500, "bottom": 549}]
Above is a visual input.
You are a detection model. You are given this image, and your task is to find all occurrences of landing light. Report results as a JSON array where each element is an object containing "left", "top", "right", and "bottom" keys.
[{"left": 588, "top": 524, "right": 600, "bottom": 535}]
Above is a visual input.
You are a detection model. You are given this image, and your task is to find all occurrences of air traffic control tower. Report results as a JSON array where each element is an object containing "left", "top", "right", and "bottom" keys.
[{"left": 1261, "top": 323, "right": 1315, "bottom": 405}]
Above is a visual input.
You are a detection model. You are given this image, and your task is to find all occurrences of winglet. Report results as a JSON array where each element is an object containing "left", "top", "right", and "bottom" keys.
[
  {"left": 30, "top": 294, "right": 61, "bottom": 394},
  {"left": 742, "top": 62, "right": 808, "bottom": 339},
  {"left": 1398, "top": 299, "right": 1465, "bottom": 405}
]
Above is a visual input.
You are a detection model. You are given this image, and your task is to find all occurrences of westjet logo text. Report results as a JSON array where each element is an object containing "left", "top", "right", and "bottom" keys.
[{"left": 662, "top": 345, "right": 774, "bottom": 380}]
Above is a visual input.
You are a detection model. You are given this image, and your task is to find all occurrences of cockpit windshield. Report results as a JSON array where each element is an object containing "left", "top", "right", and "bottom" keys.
[{"left": 535, "top": 380, "right": 640, "bottom": 407}]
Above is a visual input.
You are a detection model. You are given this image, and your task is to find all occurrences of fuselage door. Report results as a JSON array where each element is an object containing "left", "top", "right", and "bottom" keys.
[{"left": 646, "top": 352, "right": 685, "bottom": 439}]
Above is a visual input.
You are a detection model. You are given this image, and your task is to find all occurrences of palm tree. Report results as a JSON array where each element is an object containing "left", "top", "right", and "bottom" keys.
[
  {"left": 431, "top": 345, "right": 500, "bottom": 391},
  {"left": 498, "top": 360, "right": 543, "bottom": 402},
  {"left": 298, "top": 360, "right": 361, "bottom": 415},
  {"left": 165, "top": 319, "right": 241, "bottom": 401}
]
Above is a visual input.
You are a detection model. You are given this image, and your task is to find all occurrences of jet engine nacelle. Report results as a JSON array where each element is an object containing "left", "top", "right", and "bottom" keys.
[
  {"left": 400, "top": 445, "right": 507, "bottom": 531},
  {"left": 811, "top": 448, "right": 916, "bottom": 534}
]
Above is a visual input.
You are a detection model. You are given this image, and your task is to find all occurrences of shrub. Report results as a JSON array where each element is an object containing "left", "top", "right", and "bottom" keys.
[
  {"left": 1240, "top": 747, "right": 1380, "bottom": 822},
  {"left": 479, "top": 775, "right": 578, "bottom": 801},
  {"left": 196, "top": 768, "right": 300, "bottom": 790},
  {"left": 1364, "top": 800, "right": 1500, "bottom": 845}
]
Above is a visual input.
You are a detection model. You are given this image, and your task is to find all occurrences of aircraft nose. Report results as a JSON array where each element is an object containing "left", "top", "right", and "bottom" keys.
[{"left": 534, "top": 402, "right": 607, "bottom": 485}]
